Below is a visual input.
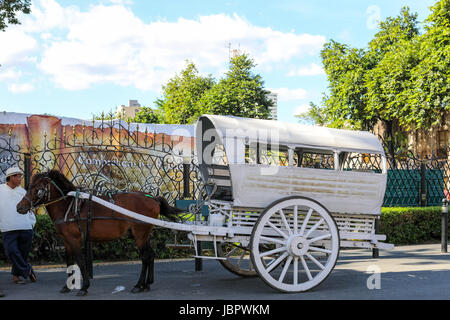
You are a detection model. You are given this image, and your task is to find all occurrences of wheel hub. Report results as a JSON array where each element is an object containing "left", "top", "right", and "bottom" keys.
[{"left": 287, "top": 235, "right": 309, "bottom": 257}]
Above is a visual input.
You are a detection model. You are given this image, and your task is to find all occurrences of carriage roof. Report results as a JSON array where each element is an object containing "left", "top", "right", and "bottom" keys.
[{"left": 195, "top": 114, "right": 385, "bottom": 156}]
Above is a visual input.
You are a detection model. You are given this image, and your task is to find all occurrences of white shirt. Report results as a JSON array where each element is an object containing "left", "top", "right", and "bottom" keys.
[{"left": 0, "top": 184, "right": 36, "bottom": 232}]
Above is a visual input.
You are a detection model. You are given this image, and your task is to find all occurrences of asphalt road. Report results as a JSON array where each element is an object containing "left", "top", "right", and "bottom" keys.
[{"left": 1, "top": 243, "right": 450, "bottom": 301}]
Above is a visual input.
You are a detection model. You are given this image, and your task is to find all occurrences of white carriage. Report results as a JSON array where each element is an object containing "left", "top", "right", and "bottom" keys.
[
  {"left": 77, "top": 114, "right": 393, "bottom": 293},
  {"left": 191, "top": 114, "right": 393, "bottom": 292}
]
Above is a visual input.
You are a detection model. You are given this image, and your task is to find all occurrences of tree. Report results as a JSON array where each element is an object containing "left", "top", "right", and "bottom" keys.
[
  {"left": 407, "top": 0, "right": 450, "bottom": 128},
  {"left": 299, "top": 3, "right": 449, "bottom": 156},
  {"left": 197, "top": 53, "right": 273, "bottom": 119},
  {"left": 157, "top": 61, "right": 215, "bottom": 124},
  {"left": 295, "top": 102, "right": 330, "bottom": 126},
  {"left": 0, "top": 0, "right": 31, "bottom": 31},
  {"left": 319, "top": 41, "right": 371, "bottom": 130},
  {"left": 131, "top": 106, "right": 162, "bottom": 124}
]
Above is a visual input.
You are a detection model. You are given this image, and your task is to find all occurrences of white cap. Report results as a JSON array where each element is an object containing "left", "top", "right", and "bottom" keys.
[{"left": 5, "top": 166, "right": 23, "bottom": 178}]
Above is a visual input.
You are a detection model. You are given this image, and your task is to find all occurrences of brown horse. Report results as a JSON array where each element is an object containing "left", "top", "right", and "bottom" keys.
[{"left": 16, "top": 170, "right": 181, "bottom": 296}]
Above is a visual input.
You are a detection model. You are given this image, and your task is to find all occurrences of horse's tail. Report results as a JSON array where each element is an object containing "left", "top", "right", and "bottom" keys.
[{"left": 155, "top": 196, "right": 183, "bottom": 222}]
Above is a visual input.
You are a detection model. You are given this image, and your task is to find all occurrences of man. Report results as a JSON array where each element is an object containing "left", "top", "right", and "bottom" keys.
[{"left": 0, "top": 166, "right": 37, "bottom": 295}]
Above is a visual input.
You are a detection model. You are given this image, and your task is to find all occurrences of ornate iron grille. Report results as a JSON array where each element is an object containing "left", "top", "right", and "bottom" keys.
[
  {"left": 1, "top": 119, "right": 206, "bottom": 205},
  {"left": 0, "top": 132, "right": 30, "bottom": 185}
]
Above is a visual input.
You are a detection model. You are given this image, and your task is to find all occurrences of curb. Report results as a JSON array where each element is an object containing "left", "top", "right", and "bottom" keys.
[{"left": 0, "top": 257, "right": 196, "bottom": 272}]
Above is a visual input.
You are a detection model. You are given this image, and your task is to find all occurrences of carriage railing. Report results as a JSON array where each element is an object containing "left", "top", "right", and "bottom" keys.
[{"left": 199, "top": 199, "right": 383, "bottom": 249}]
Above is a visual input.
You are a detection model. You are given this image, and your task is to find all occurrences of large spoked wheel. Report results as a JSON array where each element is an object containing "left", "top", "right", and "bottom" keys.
[
  {"left": 217, "top": 242, "right": 258, "bottom": 277},
  {"left": 250, "top": 196, "right": 340, "bottom": 293}
]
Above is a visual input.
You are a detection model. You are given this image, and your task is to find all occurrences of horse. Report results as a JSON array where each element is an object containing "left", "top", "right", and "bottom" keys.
[{"left": 16, "top": 170, "right": 181, "bottom": 296}]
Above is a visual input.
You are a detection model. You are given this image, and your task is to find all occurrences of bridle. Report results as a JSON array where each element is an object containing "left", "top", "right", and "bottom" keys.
[{"left": 24, "top": 176, "right": 68, "bottom": 211}]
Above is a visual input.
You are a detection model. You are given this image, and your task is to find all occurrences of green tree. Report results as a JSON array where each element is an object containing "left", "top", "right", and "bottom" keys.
[
  {"left": 319, "top": 41, "right": 371, "bottom": 130},
  {"left": 197, "top": 53, "right": 273, "bottom": 119},
  {"left": 131, "top": 106, "right": 162, "bottom": 124},
  {"left": 300, "top": 3, "right": 449, "bottom": 156},
  {"left": 157, "top": 61, "right": 215, "bottom": 124},
  {"left": 295, "top": 102, "right": 331, "bottom": 126},
  {"left": 0, "top": 0, "right": 31, "bottom": 31},
  {"left": 407, "top": 0, "right": 450, "bottom": 128}
]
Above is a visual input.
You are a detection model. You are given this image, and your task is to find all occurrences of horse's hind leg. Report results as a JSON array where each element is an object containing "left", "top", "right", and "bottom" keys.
[
  {"left": 146, "top": 243, "right": 155, "bottom": 286},
  {"left": 131, "top": 225, "right": 153, "bottom": 293},
  {"left": 131, "top": 242, "right": 150, "bottom": 293}
]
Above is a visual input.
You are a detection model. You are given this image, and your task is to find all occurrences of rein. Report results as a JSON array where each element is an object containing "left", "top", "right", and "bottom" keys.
[
  {"left": 27, "top": 175, "right": 150, "bottom": 226},
  {"left": 26, "top": 179, "right": 68, "bottom": 212}
]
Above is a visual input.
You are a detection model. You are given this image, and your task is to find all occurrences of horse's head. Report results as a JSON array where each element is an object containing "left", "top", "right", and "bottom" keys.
[
  {"left": 17, "top": 171, "right": 74, "bottom": 214},
  {"left": 17, "top": 173, "right": 51, "bottom": 214}
]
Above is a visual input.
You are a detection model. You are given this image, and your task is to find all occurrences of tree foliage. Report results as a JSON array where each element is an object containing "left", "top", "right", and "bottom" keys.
[
  {"left": 131, "top": 106, "right": 162, "bottom": 124},
  {"left": 157, "top": 53, "right": 273, "bottom": 124},
  {"left": 301, "top": 0, "right": 449, "bottom": 145},
  {"left": 158, "top": 61, "right": 215, "bottom": 124},
  {"left": 0, "top": 0, "right": 30, "bottom": 31},
  {"left": 295, "top": 102, "right": 331, "bottom": 127},
  {"left": 196, "top": 53, "right": 272, "bottom": 119}
]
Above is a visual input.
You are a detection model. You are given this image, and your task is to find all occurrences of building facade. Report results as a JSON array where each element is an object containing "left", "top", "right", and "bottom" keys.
[
  {"left": 116, "top": 100, "right": 141, "bottom": 119},
  {"left": 267, "top": 92, "right": 278, "bottom": 120},
  {"left": 373, "top": 115, "right": 449, "bottom": 159}
]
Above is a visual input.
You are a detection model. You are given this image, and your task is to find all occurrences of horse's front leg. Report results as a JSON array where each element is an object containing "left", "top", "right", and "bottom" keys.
[
  {"left": 74, "top": 249, "right": 90, "bottom": 296},
  {"left": 60, "top": 244, "right": 75, "bottom": 294}
]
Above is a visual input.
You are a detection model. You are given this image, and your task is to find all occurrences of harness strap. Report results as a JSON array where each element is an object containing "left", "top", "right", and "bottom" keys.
[
  {"left": 64, "top": 199, "right": 74, "bottom": 223},
  {"left": 53, "top": 215, "right": 148, "bottom": 225}
]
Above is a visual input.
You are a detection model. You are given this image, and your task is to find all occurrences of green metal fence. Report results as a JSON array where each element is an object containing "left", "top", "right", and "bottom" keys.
[{"left": 383, "top": 155, "right": 447, "bottom": 207}]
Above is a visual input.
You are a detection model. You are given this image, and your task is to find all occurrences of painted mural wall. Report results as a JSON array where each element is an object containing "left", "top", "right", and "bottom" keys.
[{"left": 0, "top": 112, "right": 195, "bottom": 188}]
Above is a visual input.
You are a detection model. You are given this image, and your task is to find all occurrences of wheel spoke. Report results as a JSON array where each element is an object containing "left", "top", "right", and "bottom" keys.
[
  {"left": 300, "top": 208, "right": 313, "bottom": 236},
  {"left": 279, "top": 209, "right": 292, "bottom": 236},
  {"left": 260, "top": 236, "right": 286, "bottom": 245},
  {"left": 309, "top": 246, "right": 332, "bottom": 254},
  {"left": 260, "top": 246, "right": 286, "bottom": 258},
  {"left": 306, "top": 218, "right": 325, "bottom": 238},
  {"left": 309, "top": 233, "right": 332, "bottom": 244},
  {"left": 226, "top": 246, "right": 239, "bottom": 258},
  {"left": 238, "top": 250, "right": 249, "bottom": 269},
  {"left": 306, "top": 253, "right": 325, "bottom": 270},
  {"left": 293, "top": 205, "right": 298, "bottom": 233},
  {"left": 278, "top": 256, "right": 293, "bottom": 283},
  {"left": 300, "top": 255, "right": 313, "bottom": 280},
  {"left": 293, "top": 257, "right": 299, "bottom": 285},
  {"left": 268, "top": 221, "right": 288, "bottom": 239},
  {"left": 266, "top": 252, "right": 289, "bottom": 273}
]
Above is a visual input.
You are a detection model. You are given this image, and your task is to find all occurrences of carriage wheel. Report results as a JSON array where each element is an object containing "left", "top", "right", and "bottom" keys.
[
  {"left": 250, "top": 196, "right": 340, "bottom": 293},
  {"left": 217, "top": 242, "right": 258, "bottom": 277}
]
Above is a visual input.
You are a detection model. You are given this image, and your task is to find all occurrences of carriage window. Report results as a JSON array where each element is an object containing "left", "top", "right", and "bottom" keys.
[
  {"left": 294, "top": 148, "right": 334, "bottom": 170},
  {"left": 245, "top": 143, "right": 289, "bottom": 166},
  {"left": 340, "top": 152, "right": 382, "bottom": 173}
]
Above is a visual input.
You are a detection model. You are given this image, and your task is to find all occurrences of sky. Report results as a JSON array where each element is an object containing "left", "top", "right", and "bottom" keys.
[{"left": 0, "top": 0, "right": 437, "bottom": 124}]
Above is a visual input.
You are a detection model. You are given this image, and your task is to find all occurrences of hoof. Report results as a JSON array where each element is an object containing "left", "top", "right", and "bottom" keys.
[
  {"left": 60, "top": 286, "right": 71, "bottom": 294},
  {"left": 131, "top": 286, "right": 150, "bottom": 293},
  {"left": 76, "top": 290, "right": 88, "bottom": 296}
]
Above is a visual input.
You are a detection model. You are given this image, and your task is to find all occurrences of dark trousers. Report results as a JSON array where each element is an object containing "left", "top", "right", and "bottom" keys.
[{"left": 2, "top": 230, "right": 33, "bottom": 278}]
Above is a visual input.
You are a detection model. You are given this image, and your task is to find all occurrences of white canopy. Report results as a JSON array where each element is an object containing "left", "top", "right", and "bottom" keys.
[{"left": 196, "top": 114, "right": 385, "bottom": 155}]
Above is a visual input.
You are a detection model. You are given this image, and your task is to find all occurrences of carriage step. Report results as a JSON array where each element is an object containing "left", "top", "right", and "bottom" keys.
[{"left": 165, "top": 244, "right": 193, "bottom": 250}]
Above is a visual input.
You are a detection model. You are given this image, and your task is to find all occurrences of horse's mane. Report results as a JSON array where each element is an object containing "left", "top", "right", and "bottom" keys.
[{"left": 31, "top": 170, "right": 76, "bottom": 193}]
